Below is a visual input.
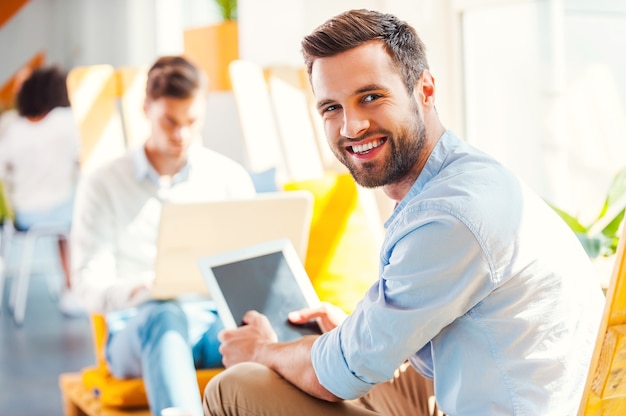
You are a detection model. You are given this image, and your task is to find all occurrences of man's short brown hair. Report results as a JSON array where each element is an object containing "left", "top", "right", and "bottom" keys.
[{"left": 145, "top": 56, "right": 206, "bottom": 101}]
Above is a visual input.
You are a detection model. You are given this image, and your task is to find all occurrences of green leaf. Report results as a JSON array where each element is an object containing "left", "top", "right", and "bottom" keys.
[
  {"left": 548, "top": 203, "right": 588, "bottom": 233},
  {"left": 602, "top": 210, "right": 625, "bottom": 238},
  {"left": 607, "top": 166, "right": 626, "bottom": 205},
  {"left": 589, "top": 166, "right": 626, "bottom": 239},
  {"left": 547, "top": 201, "right": 618, "bottom": 259},
  {"left": 214, "top": 0, "right": 237, "bottom": 21}
]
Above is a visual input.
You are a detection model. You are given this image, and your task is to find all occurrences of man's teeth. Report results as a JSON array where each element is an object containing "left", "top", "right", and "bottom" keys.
[{"left": 351, "top": 139, "right": 384, "bottom": 154}]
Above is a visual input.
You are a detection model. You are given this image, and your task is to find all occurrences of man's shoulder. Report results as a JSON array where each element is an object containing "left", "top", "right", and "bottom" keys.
[{"left": 81, "top": 151, "right": 135, "bottom": 186}]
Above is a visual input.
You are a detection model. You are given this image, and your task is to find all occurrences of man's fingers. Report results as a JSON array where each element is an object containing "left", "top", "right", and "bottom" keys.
[
  {"left": 242, "top": 310, "right": 273, "bottom": 329},
  {"left": 242, "top": 309, "right": 261, "bottom": 324},
  {"left": 217, "top": 328, "right": 237, "bottom": 342},
  {"left": 288, "top": 306, "right": 325, "bottom": 323},
  {"left": 287, "top": 310, "right": 305, "bottom": 323}
]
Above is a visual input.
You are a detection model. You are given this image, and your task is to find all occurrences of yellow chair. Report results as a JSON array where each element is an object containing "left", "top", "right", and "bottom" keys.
[
  {"left": 60, "top": 314, "right": 222, "bottom": 414},
  {"left": 579, "top": 222, "right": 626, "bottom": 414},
  {"left": 284, "top": 172, "right": 381, "bottom": 313},
  {"left": 66, "top": 65, "right": 127, "bottom": 176}
]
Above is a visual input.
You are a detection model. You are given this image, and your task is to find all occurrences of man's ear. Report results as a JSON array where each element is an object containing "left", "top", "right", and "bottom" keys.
[
  {"left": 417, "top": 69, "right": 436, "bottom": 107},
  {"left": 143, "top": 98, "right": 150, "bottom": 116}
]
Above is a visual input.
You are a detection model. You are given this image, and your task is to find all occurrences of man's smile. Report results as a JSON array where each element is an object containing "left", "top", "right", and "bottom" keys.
[{"left": 347, "top": 138, "right": 386, "bottom": 155}]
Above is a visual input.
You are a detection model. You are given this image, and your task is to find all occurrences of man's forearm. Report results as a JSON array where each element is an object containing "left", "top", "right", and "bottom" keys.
[{"left": 260, "top": 335, "right": 341, "bottom": 402}]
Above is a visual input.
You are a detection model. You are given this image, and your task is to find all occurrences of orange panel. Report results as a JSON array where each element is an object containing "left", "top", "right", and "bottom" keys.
[
  {"left": 0, "top": 0, "right": 29, "bottom": 28},
  {"left": 183, "top": 21, "right": 238, "bottom": 91},
  {"left": 0, "top": 51, "right": 45, "bottom": 111}
]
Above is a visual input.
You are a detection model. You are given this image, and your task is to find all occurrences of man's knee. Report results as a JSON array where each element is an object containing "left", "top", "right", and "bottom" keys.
[
  {"left": 205, "top": 362, "right": 272, "bottom": 397},
  {"left": 203, "top": 362, "right": 275, "bottom": 415},
  {"left": 140, "top": 301, "right": 188, "bottom": 344},
  {"left": 146, "top": 302, "right": 186, "bottom": 325}
]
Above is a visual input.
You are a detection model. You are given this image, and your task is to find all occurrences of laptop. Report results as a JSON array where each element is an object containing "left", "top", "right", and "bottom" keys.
[
  {"left": 151, "top": 191, "right": 314, "bottom": 300},
  {"left": 198, "top": 238, "right": 322, "bottom": 342}
]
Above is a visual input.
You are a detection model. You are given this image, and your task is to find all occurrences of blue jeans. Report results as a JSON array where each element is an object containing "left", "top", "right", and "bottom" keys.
[{"left": 106, "top": 300, "right": 223, "bottom": 416}]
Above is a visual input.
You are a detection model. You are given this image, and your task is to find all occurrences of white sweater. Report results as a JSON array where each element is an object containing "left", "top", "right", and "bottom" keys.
[
  {"left": 71, "top": 144, "right": 256, "bottom": 313},
  {"left": 0, "top": 107, "right": 80, "bottom": 212}
]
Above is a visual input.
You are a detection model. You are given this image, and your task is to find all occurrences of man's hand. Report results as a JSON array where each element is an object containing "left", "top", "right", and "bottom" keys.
[
  {"left": 288, "top": 302, "right": 348, "bottom": 333},
  {"left": 219, "top": 307, "right": 341, "bottom": 402},
  {"left": 218, "top": 310, "right": 278, "bottom": 367},
  {"left": 128, "top": 283, "right": 151, "bottom": 307},
  {"left": 129, "top": 283, "right": 150, "bottom": 299}
]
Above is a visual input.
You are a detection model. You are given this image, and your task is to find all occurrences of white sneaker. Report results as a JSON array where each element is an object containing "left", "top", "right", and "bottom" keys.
[{"left": 59, "top": 290, "right": 86, "bottom": 318}]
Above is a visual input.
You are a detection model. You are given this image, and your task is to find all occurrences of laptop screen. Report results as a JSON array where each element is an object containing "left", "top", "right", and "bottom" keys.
[{"left": 152, "top": 191, "right": 313, "bottom": 300}]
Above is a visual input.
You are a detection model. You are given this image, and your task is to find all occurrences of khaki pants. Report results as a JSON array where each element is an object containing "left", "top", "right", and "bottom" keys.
[{"left": 203, "top": 361, "right": 443, "bottom": 416}]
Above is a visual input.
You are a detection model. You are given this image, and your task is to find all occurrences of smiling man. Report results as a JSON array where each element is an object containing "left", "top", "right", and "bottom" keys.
[{"left": 203, "top": 9, "right": 604, "bottom": 416}]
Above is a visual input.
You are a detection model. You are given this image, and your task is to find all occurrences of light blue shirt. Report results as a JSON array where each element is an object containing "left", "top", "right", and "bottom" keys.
[{"left": 312, "top": 130, "right": 605, "bottom": 415}]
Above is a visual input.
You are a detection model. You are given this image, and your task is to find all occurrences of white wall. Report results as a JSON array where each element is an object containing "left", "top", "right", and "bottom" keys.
[
  {"left": 463, "top": 2, "right": 547, "bottom": 194},
  {"left": 563, "top": 3, "right": 626, "bottom": 221},
  {"left": 461, "top": 0, "right": 626, "bottom": 222}
]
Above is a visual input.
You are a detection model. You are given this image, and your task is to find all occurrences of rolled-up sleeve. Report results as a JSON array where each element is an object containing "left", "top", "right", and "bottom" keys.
[
  {"left": 312, "top": 325, "right": 376, "bottom": 399},
  {"left": 311, "top": 208, "right": 494, "bottom": 399}
]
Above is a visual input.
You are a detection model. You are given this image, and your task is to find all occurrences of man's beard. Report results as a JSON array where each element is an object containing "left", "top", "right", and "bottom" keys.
[{"left": 333, "top": 110, "right": 426, "bottom": 189}]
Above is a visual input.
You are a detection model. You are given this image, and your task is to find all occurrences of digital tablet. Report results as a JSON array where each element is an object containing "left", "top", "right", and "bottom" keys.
[{"left": 197, "top": 238, "right": 322, "bottom": 342}]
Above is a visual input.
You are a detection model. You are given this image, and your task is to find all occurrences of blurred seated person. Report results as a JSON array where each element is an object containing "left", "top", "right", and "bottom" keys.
[
  {"left": 0, "top": 65, "right": 82, "bottom": 317},
  {"left": 71, "top": 55, "right": 256, "bottom": 416},
  {"left": 0, "top": 66, "right": 33, "bottom": 140}
]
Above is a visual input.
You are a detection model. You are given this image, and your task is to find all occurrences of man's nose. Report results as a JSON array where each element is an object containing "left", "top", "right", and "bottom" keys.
[
  {"left": 173, "top": 125, "right": 192, "bottom": 141},
  {"left": 340, "top": 108, "right": 369, "bottom": 139}
]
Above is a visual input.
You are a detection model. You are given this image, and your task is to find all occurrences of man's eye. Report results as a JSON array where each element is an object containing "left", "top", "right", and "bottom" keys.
[
  {"left": 363, "top": 94, "right": 379, "bottom": 103},
  {"left": 323, "top": 104, "right": 338, "bottom": 114}
]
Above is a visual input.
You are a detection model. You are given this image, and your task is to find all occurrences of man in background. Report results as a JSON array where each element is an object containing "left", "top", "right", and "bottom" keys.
[{"left": 72, "top": 55, "right": 256, "bottom": 416}]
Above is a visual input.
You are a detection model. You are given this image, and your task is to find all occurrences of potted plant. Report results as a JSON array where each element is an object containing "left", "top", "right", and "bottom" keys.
[
  {"left": 551, "top": 167, "right": 626, "bottom": 258},
  {"left": 183, "top": 0, "right": 239, "bottom": 91},
  {"left": 550, "top": 166, "right": 626, "bottom": 288},
  {"left": 215, "top": 0, "right": 237, "bottom": 21}
]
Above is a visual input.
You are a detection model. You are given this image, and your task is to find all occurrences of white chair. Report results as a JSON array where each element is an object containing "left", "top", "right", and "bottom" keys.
[
  {"left": 0, "top": 181, "right": 69, "bottom": 325},
  {"left": 0, "top": 179, "right": 15, "bottom": 314}
]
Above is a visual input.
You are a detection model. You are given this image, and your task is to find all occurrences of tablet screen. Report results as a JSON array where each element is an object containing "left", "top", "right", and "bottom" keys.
[{"left": 199, "top": 239, "right": 322, "bottom": 342}]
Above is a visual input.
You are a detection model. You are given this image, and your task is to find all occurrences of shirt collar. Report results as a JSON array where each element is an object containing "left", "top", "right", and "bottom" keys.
[
  {"left": 384, "top": 129, "right": 455, "bottom": 228},
  {"left": 132, "top": 146, "right": 191, "bottom": 187}
]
